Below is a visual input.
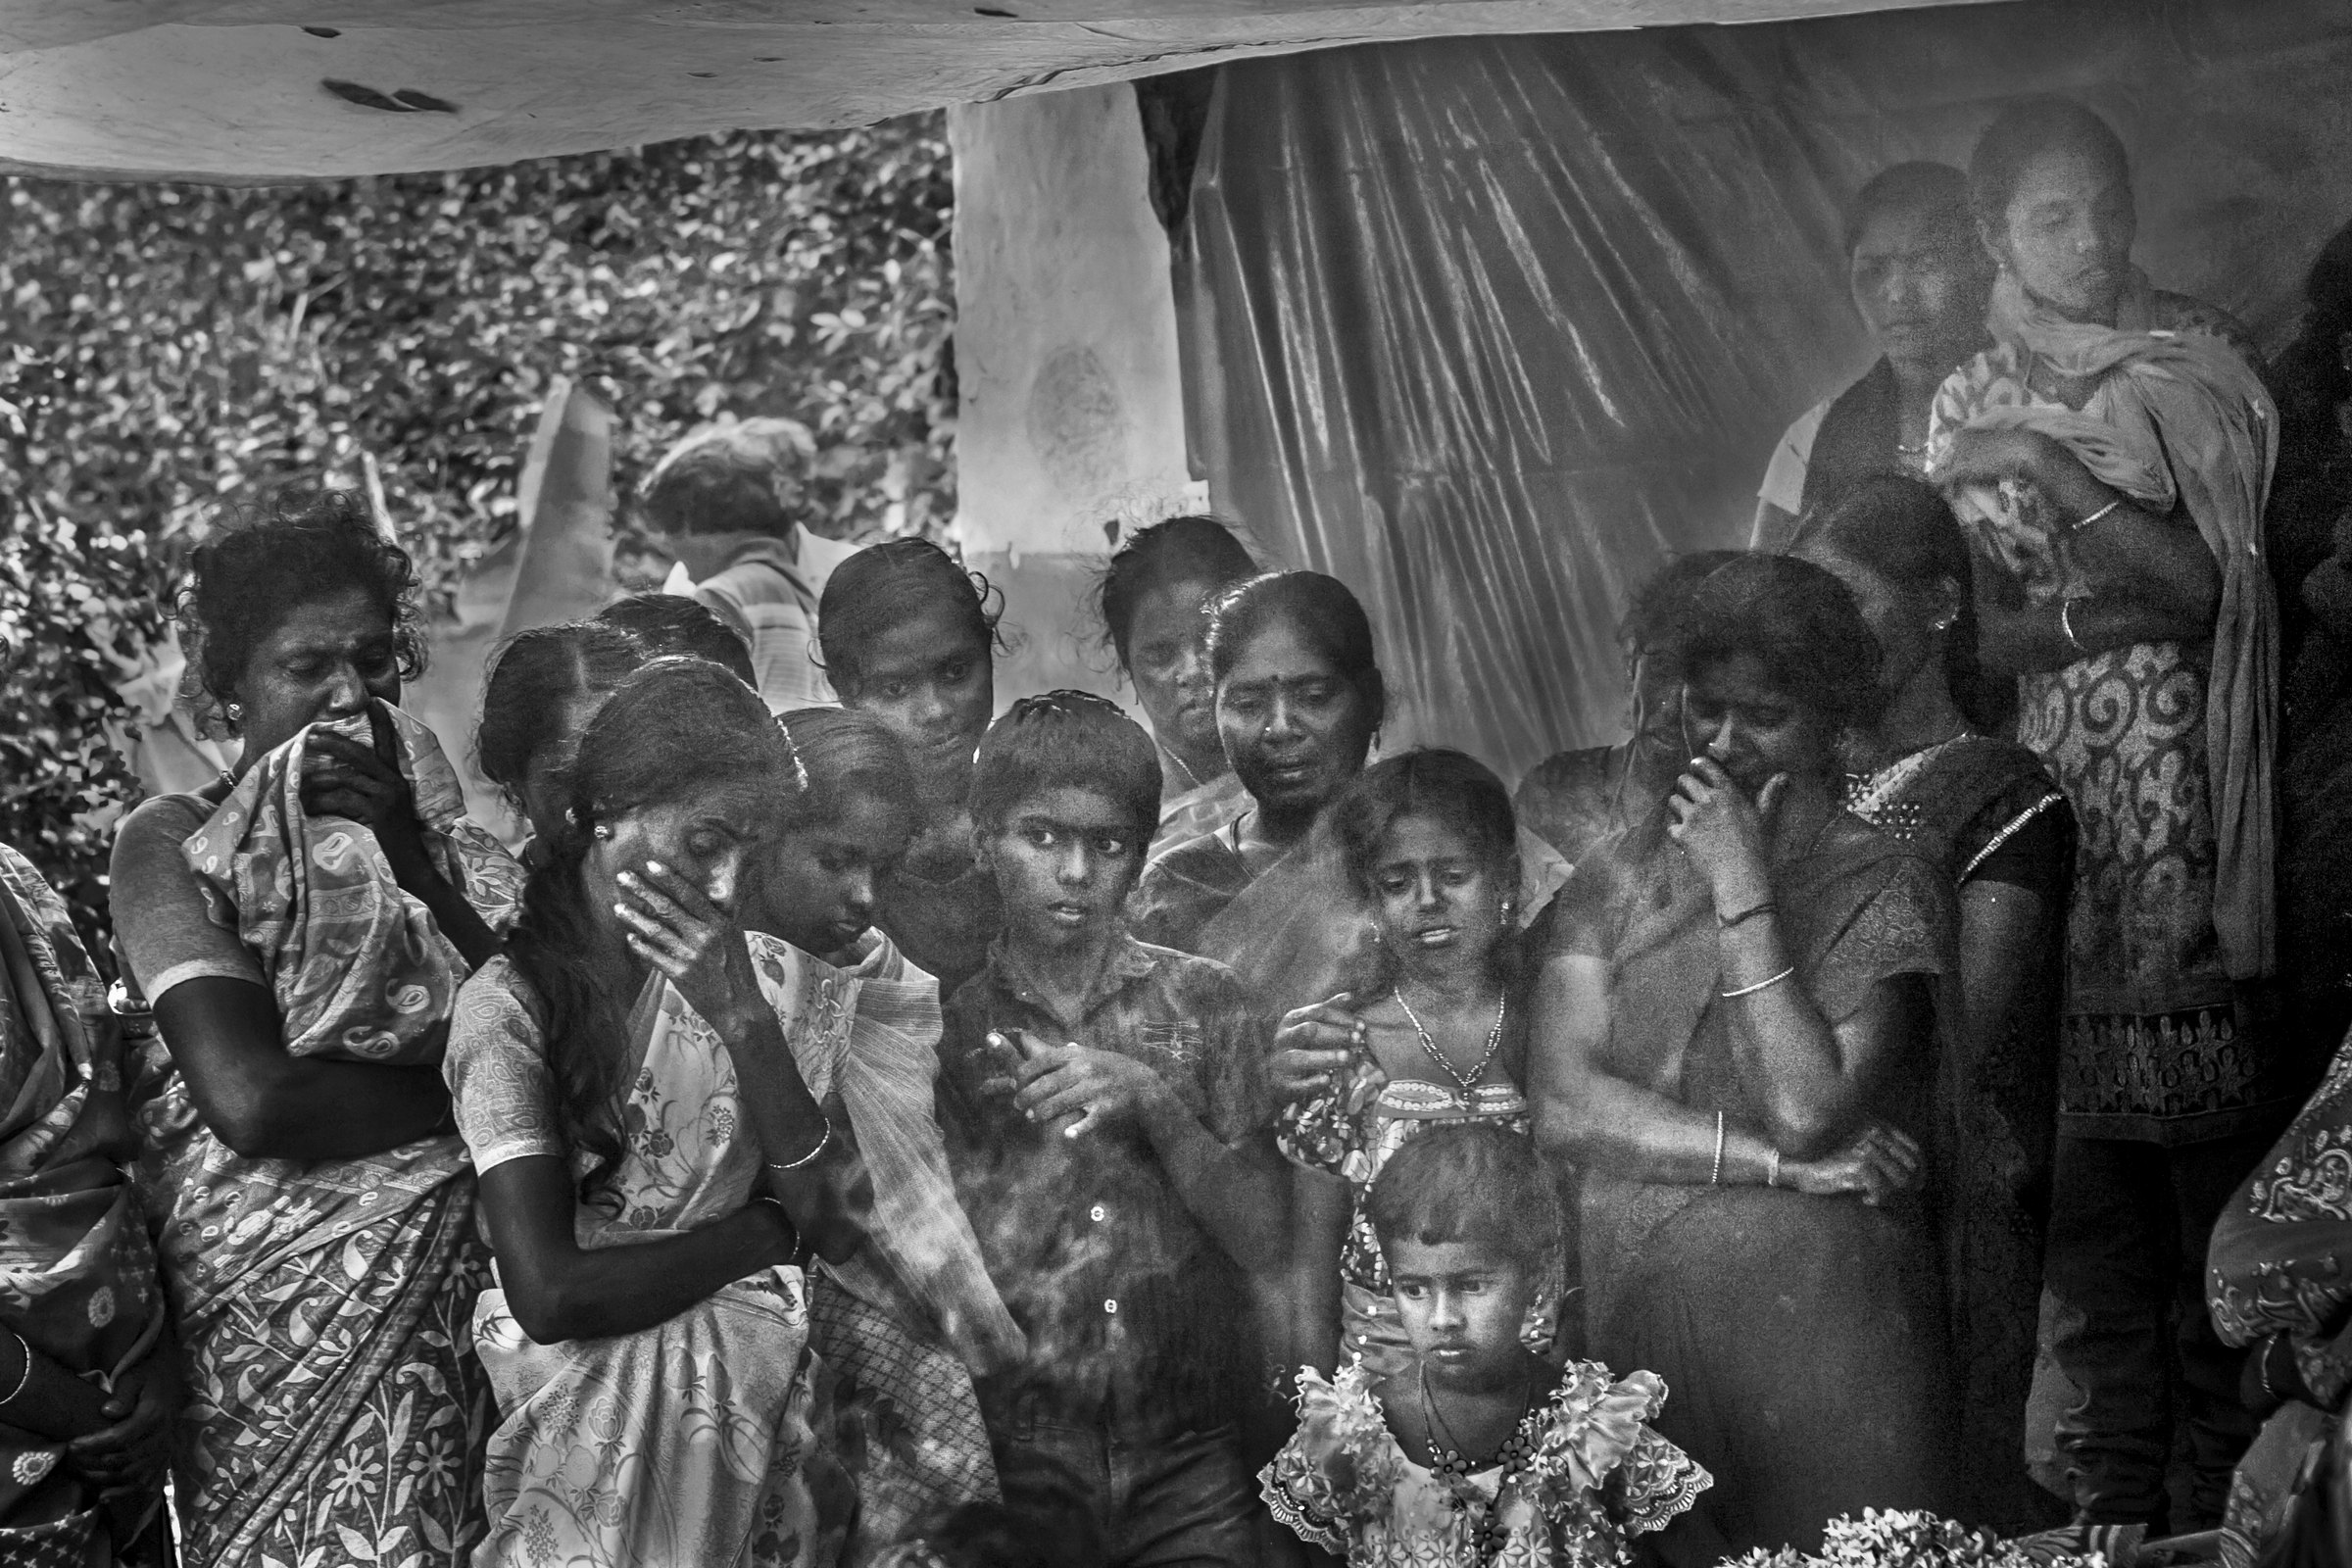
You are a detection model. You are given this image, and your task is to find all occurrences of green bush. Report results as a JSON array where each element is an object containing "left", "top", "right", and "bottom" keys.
[{"left": 0, "top": 118, "right": 956, "bottom": 960}]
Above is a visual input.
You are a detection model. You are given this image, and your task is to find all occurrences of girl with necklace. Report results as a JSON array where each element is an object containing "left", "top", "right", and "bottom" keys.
[
  {"left": 1261, "top": 1124, "right": 1707, "bottom": 1567},
  {"left": 1269, "top": 751, "right": 1555, "bottom": 1383}
]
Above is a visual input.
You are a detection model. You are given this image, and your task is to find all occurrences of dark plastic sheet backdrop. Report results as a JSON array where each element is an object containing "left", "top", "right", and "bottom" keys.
[{"left": 1176, "top": 0, "right": 2352, "bottom": 782}]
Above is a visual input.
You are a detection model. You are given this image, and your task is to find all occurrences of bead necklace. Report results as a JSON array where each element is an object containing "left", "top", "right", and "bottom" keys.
[
  {"left": 1417, "top": 1364, "right": 1541, "bottom": 1556},
  {"left": 1393, "top": 988, "right": 1507, "bottom": 1096}
]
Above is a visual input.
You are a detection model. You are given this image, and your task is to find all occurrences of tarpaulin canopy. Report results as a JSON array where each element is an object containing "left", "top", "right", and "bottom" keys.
[
  {"left": 0, "top": 0, "right": 2015, "bottom": 181},
  {"left": 1177, "top": 0, "right": 2352, "bottom": 782}
]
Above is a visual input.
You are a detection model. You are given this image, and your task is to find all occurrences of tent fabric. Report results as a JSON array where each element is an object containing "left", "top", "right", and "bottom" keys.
[
  {"left": 1176, "top": 0, "right": 2352, "bottom": 783},
  {"left": 0, "top": 0, "right": 2013, "bottom": 181}
]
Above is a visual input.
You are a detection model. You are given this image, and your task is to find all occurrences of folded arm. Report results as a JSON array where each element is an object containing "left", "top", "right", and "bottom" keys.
[
  {"left": 153, "top": 976, "right": 456, "bottom": 1160},
  {"left": 474, "top": 1155, "right": 801, "bottom": 1344}
]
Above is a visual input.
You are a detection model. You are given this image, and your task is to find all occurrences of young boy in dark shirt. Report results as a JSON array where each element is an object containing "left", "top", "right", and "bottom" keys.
[{"left": 935, "top": 691, "right": 1287, "bottom": 1567}]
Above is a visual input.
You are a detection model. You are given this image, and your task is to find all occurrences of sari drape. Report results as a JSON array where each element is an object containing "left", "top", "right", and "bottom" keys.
[
  {"left": 747, "top": 931, "right": 1010, "bottom": 1560},
  {"left": 1565, "top": 799, "right": 1963, "bottom": 1553},
  {"left": 452, "top": 960, "right": 849, "bottom": 1568},
  {"left": 0, "top": 847, "right": 169, "bottom": 1567},
  {"left": 129, "top": 706, "right": 521, "bottom": 1566}
]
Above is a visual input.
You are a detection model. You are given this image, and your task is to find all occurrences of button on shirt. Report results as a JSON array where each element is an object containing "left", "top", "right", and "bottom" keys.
[{"left": 937, "top": 934, "right": 1272, "bottom": 1433}]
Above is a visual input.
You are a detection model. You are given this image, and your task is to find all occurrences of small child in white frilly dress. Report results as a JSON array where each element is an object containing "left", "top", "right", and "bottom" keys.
[{"left": 1261, "top": 1124, "right": 1709, "bottom": 1566}]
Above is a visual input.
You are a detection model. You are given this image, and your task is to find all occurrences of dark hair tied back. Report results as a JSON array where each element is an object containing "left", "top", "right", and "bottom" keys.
[
  {"left": 176, "top": 490, "right": 425, "bottom": 733},
  {"left": 503, "top": 658, "right": 788, "bottom": 1206},
  {"left": 816, "top": 539, "right": 1007, "bottom": 697},
  {"left": 1203, "top": 570, "right": 1388, "bottom": 727},
  {"left": 1093, "top": 515, "right": 1257, "bottom": 671},
  {"left": 1968, "top": 95, "right": 2132, "bottom": 236},
  {"left": 1664, "top": 553, "right": 1885, "bottom": 739},
  {"left": 1793, "top": 475, "right": 2008, "bottom": 732}
]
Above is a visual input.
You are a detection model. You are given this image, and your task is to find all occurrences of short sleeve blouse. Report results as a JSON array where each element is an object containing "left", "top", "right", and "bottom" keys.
[
  {"left": 110, "top": 791, "right": 266, "bottom": 1002},
  {"left": 444, "top": 957, "right": 565, "bottom": 1176}
]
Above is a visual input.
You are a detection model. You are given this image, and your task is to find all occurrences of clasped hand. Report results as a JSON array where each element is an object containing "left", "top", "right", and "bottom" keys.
[
  {"left": 1667, "top": 758, "right": 1781, "bottom": 906},
  {"left": 301, "top": 705, "right": 432, "bottom": 871},
  {"left": 1781, "top": 1124, "right": 1924, "bottom": 1207},
  {"left": 981, "top": 1028, "right": 1167, "bottom": 1138},
  {"left": 67, "top": 1344, "right": 177, "bottom": 1504},
  {"left": 1270, "top": 991, "right": 1362, "bottom": 1102}
]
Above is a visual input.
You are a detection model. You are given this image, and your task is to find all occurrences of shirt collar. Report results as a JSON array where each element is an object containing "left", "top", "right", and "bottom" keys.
[
  {"left": 711, "top": 532, "right": 803, "bottom": 573},
  {"left": 984, "top": 931, "right": 1160, "bottom": 1023}
]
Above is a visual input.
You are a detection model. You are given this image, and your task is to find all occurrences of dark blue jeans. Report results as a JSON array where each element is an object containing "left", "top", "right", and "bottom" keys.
[{"left": 987, "top": 1407, "right": 1256, "bottom": 1568}]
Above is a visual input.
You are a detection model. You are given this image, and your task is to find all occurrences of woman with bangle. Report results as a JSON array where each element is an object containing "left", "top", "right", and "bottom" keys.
[
  {"left": 1529, "top": 554, "right": 1962, "bottom": 1555},
  {"left": 448, "top": 660, "right": 858, "bottom": 1568},
  {"left": 109, "top": 494, "right": 518, "bottom": 1564},
  {"left": 1927, "top": 96, "right": 2282, "bottom": 1532},
  {"left": 0, "top": 847, "right": 176, "bottom": 1565}
]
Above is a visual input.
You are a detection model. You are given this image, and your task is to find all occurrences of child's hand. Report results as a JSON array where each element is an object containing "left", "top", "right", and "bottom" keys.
[
  {"left": 1008, "top": 1033, "right": 1170, "bottom": 1138},
  {"left": 1272, "top": 992, "right": 1361, "bottom": 1102}
]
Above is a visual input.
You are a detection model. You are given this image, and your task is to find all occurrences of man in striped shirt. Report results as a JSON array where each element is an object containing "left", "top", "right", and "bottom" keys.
[{"left": 640, "top": 418, "right": 852, "bottom": 712}]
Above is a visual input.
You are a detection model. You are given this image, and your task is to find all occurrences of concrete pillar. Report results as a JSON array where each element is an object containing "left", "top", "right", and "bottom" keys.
[{"left": 947, "top": 84, "right": 1209, "bottom": 710}]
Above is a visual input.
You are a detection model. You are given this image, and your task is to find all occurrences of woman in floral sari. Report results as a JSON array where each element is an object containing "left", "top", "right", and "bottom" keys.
[
  {"left": 449, "top": 659, "right": 858, "bottom": 1568},
  {"left": 1927, "top": 95, "right": 2282, "bottom": 1532},
  {"left": 109, "top": 495, "right": 517, "bottom": 1565},
  {"left": 0, "top": 846, "right": 176, "bottom": 1566},
  {"left": 1530, "top": 553, "right": 1964, "bottom": 1556}
]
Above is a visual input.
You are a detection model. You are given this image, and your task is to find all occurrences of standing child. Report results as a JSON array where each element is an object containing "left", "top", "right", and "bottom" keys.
[
  {"left": 1267, "top": 751, "right": 1558, "bottom": 1381},
  {"left": 934, "top": 692, "right": 1288, "bottom": 1567},
  {"left": 1261, "top": 1125, "right": 1708, "bottom": 1566},
  {"left": 816, "top": 540, "right": 1008, "bottom": 995}
]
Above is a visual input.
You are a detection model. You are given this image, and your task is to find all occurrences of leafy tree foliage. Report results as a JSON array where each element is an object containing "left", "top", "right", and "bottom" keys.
[{"left": 0, "top": 118, "right": 956, "bottom": 957}]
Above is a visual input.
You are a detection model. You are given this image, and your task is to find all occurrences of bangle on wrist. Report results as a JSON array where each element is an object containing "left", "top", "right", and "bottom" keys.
[
  {"left": 1720, "top": 965, "right": 1796, "bottom": 1000},
  {"left": 767, "top": 1120, "right": 833, "bottom": 1174},
  {"left": 0, "top": 1329, "right": 31, "bottom": 1407},
  {"left": 2061, "top": 497, "right": 2123, "bottom": 537},
  {"left": 1709, "top": 1112, "right": 1726, "bottom": 1188},
  {"left": 2060, "top": 595, "right": 2092, "bottom": 657},
  {"left": 1766, "top": 1149, "right": 1782, "bottom": 1189}
]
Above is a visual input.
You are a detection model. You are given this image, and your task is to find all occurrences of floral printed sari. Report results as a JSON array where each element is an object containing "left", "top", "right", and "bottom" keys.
[
  {"left": 0, "top": 846, "right": 170, "bottom": 1567},
  {"left": 118, "top": 705, "right": 519, "bottom": 1567},
  {"left": 448, "top": 958, "right": 852, "bottom": 1568}
]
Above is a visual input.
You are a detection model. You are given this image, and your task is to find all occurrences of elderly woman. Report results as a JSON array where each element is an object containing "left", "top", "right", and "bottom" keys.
[
  {"left": 110, "top": 493, "right": 518, "bottom": 1564},
  {"left": 1750, "top": 162, "right": 1997, "bottom": 551},
  {"left": 1927, "top": 94, "right": 2281, "bottom": 1534},
  {"left": 1531, "top": 553, "right": 1962, "bottom": 1556}
]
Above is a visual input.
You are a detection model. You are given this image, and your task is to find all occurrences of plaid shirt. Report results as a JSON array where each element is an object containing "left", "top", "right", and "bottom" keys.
[
  {"left": 691, "top": 536, "right": 835, "bottom": 713},
  {"left": 937, "top": 934, "right": 1271, "bottom": 1433}
]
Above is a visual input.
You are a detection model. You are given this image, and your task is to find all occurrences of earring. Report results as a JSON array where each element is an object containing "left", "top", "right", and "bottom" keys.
[
  {"left": 1934, "top": 614, "right": 1957, "bottom": 632},
  {"left": 593, "top": 824, "right": 612, "bottom": 841},
  {"left": 1500, "top": 899, "right": 1516, "bottom": 922},
  {"left": 225, "top": 701, "right": 243, "bottom": 723},
  {"left": 1368, "top": 925, "right": 1383, "bottom": 947}
]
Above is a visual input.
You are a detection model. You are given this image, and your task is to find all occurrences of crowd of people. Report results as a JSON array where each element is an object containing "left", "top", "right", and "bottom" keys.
[{"left": 5, "top": 88, "right": 2352, "bottom": 1568}]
